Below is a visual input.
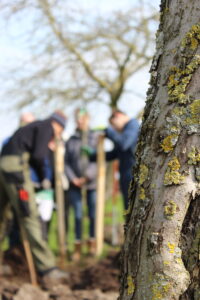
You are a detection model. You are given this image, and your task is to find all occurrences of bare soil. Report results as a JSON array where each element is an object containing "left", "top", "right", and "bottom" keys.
[{"left": 0, "top": 248, "right": 120, "bottom": 300}]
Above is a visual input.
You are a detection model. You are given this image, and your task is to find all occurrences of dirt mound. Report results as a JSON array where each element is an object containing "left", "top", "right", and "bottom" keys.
[
  {"left": 1, "top": 249, "right": 120, "bottom": 299},
  {"left": 70, "top": 252, "right": 120, "bottom": 292},
  {"left": 0, "top": 281, "right": 118, "bottom": 300}
]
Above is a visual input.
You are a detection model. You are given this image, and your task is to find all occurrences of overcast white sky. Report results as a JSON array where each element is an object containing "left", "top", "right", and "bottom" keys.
[{"left": 0, "top": 0, "right": 161, "bottom": 143}]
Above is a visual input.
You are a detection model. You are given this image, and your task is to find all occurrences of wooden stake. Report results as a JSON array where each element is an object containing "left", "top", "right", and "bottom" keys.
[
  {"left": 95, "top": 135, "right": 106, "bottom": 256},
  {"left": 20, "top": 226, "right": 38, "bottom": 286},
  {"left": 80, "top": 130, "right": 89, "bottom": 212},
  {"left": 112, "top": 160, "right": 119, "bottom": 246},
  {"left": 54, "top": 138, "right": 66, "bottom": 265}
]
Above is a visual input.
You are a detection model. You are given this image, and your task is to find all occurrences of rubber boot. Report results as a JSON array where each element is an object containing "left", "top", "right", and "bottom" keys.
[
  {"left": 72, "top": 241, "right": 82, "bottom": 262},
  {"left": 87, "top": 239, "right": 96, "bottom": 256}
]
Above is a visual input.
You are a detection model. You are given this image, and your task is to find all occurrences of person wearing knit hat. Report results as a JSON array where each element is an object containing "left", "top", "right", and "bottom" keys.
[
  {"left": 50, "top": 110, "right": 67, "bottom": 139},
  {"left": 50, "top": 110, "right": 67, "bottom": 129},
  {"left": 0, "top": 110, "right": 69, "bottom": 284}
]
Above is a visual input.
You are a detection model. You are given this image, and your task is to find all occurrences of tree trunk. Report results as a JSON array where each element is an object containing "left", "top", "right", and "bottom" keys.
[
  {"left": 119, "top": 0, "right": 200, "bottom": 299},
  {"left": 110, "top": 96, "right": 119, "bottom": 110}
]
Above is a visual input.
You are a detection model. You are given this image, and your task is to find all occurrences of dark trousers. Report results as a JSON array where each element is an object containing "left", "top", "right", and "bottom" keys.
[
  {"left": 120, "top": 172, "right": 132, "bottom": 210},
  {"left": 65, "top": 187, "right": 96, "bottom": 240},
  {"left": 8, "top": 209, "right": 21, "bottom": 248},
  {"left": 0, "top": 154, "right": 55, "bottom": 272}
]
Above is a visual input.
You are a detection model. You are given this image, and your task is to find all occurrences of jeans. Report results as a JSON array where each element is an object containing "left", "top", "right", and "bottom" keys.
[{"left": 65, "top": 187, "right": 96, "bottom": 240}]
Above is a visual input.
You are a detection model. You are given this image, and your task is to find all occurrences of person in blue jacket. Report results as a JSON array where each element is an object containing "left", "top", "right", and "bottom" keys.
[{"left": 105, "top": 110, "right": 140, "bottom": 210}]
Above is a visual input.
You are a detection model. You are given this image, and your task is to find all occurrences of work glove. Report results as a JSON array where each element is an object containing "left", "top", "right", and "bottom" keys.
[
  {"left": 41, "top": 178, "right": 52, "bottom": 190},
  {"left": 81, "top": 145, "right": 95, "bottom": 156}
]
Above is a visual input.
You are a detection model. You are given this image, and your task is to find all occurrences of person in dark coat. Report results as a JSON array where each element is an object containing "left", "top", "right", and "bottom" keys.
[
  {"left": 65, "top": 108, "right": 98, "bottom": 261},
  {"left": 0, "top": 111, "right": 69, "bottom": 283}
]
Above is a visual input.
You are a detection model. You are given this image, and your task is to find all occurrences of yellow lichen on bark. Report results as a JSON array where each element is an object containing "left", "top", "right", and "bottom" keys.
[
  {"left": 181, "top": 23, "right": 200, "bottom": 50},
  {"left": 139, "top": 187, "right": 146, "bottom": 200},
  {"left": 188, "top": 147, "right": 200, "bottom": 165},
  {"left": 161, "top": 134, "right": 178, "bottom": 153},
  {"left": 164, "top": 157, "right": 185, "bottom": 185},
  {"left": 185, "top": 99, "right": 200, "bottom": 125},
  {"left": 151, "top": 274, "right": 172, "bottom": 300},
  {"left": 164, "top": 200, "right": 177, "bottom": 219},
  {"left": 172, "top": 106, "right": 186, "bottom": 116},
  {"left": 167, "top": 56, "right": 200, "bottom": 103},
  {"left": 138, "top": 164, "right": 149, "bottom": 185},
  {"left": 167, "top": 242, "right": 175, "bottom": 254},
  {"left": 168, "top": 156, "right": 181, "bottom": 170},
  {"left": 167, "top": 23, "right": 200, "bottom": 104},
  {"left": 127, "top": 275, "right": 135, "bottom": 296}
]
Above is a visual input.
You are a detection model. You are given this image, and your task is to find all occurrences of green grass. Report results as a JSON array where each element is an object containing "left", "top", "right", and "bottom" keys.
[
  {"left": 1, "top": 194, "right": 125, "bottom": 259},
  {"left": 48, "top": 194, "right": 124, "bottom": 256},
  {"left": 1, "top": 237, "right": 9, "bottom": 251},
  {"left": 104, "top": 194, "right": 124, "bottom": 225}
]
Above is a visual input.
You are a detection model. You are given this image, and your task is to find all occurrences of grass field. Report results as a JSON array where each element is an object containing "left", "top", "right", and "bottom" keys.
[
  {"left": 48, "top": 194, "right": 124, "bottom": 257},
  {"left": 1, "top": 193, "right": 125, "bottom": 260}
]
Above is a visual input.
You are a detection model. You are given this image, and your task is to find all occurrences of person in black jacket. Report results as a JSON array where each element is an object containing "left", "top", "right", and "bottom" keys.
[{"left": 0, "top": 111, "right": 69, "bottom": 283}]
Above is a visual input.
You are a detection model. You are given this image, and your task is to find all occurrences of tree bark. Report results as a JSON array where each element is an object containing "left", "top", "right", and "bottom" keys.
[{"left": 119, "top": 0, "right": 200, "bottom": 299}]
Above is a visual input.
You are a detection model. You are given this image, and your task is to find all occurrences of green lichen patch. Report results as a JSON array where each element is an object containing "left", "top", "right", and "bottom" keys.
[
  {"left": 167, "top": 24, "right": 200, "bottom": 104},
  {"left": 127, "top": 275, "right": 135, "bottom": 296},
  {"left": 139, "top": 164, "right": 149, "bottom": 185},
  {"left": 167, "top": 56, "right": 200, "bottom": 103},
  {"left": 164, "top": 200, "right": 177, "bottom": 219},
  {"left": 181, "top": 24, "right": 200, "bottom": 50},
  {"left": 188, "top": 147, "right": 200, "bottom": 165},
  {"left": 161, "top": 134, "right": 178, "bottom": 153},
  {"left": 165, "top": 99, "right": 199, "bottom": 136},
  {"left": 190, "top": 98, "right": 200, "bottom": 115},
  {"left": 172, "top": 106, "right": 186, "bottom": 116},
  {"left": 164, "top": 24, "right": 200, "bottom": 137},
  {"left": 183, "top": 99, "right": 200, "bottom": 134},
  {"left": 164, "top": 157, "right": 185, "bottom": 185},
  {"left": 184, "top": 99, "right": 200, "bottom": 126}
]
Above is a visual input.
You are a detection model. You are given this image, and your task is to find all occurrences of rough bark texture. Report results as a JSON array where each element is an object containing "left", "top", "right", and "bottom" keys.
[{"left": 119, "top": 0, "right": 200, "bottom": 299}]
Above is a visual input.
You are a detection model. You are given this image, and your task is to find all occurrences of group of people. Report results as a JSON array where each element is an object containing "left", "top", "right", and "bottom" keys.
[{"left": 0, "top": 107, "right": 140, "bottom": 284}]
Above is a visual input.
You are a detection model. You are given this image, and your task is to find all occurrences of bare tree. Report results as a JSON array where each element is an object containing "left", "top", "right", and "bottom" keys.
[
  {"left": 119, "top": 0, "right": 200, "bottom": 299},
  {"left": 0, "top": 0, "right": 158, "bottom": 111}
]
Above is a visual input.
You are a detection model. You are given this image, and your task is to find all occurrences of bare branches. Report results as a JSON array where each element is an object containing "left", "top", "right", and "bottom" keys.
[{"left": 0, "top": 0, "right": 159, "bottom": 110}]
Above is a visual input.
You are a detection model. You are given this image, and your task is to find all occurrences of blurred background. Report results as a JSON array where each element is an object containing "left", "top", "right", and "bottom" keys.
[{"left": 0, "top": 0, "right": 160, "bottom": 143}]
